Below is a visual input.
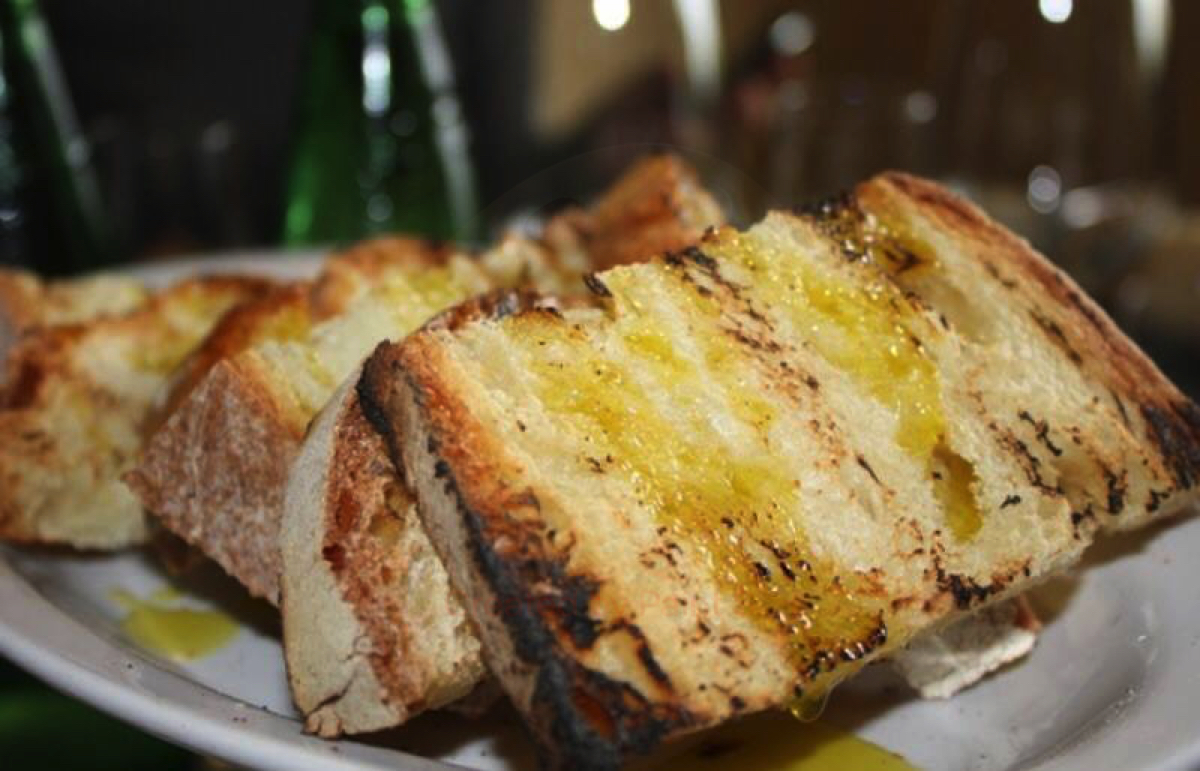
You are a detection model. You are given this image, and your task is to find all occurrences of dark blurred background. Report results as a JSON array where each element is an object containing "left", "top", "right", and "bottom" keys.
[
  {"left": 2, "top": 0, "right": 1195, "bottom": 384},
  {"left": 1, "top": 0, "right": 1198, "bottom": 767}
]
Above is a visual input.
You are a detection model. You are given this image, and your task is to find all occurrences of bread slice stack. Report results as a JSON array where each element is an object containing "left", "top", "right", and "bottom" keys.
[
  {"left": 0, "top": 274, "right": 275, "bottom": 547},
  {"left": 0, "top": 268, "right": 148, "bottom": 369},
  {"left": 0, "top": 268, "right": 149, "bottom": 329},
  {"left": 126, "top": 156, "right": 723, "bottom": 608},
  {"left": 357, "top": 172, "right": 1200, "bottom": 767}
]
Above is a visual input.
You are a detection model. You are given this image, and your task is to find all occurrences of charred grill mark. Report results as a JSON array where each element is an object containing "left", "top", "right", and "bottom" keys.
[
  {"left": 1018, "top": 410, "right": 1063, "bottom": 457},
  {"left": 665, "top": 245, "right": 756, "bottom": 314},
  {"left": 1000, "top": 494, "right": 1022, "bottom": 509},
  {"left": 1070, "top": 505, "right": 1095, "bottom": 529},
  {"left": 359, "top": 356, "right": 694, "bottom": 767},
  {"left": 583, "top": 273, "right": 612, "bottom": 298},
  {"left": 648, "top": 544, "right": 679, "bottom": 568},
  {"left": 798, "top": 617, "right": 888, "bottom": 682},
  {"left": 1109, "top": 389, "right": 1131, "bottom": 428},
  {"left": 723, "top": 325, "right": 783, "bottom": 354},
  {"left": 603, "top": 621, "right": 673, "bottom": 690},
  {"left": 1101, "top": 465, "right": 1127, "bottom": 515},
  {"left": 885, "top": 246, "right": 922, "bottom": 274},
  {"left": 802, "top": 651, "right": 836, "bottom": 681},
  {"left": 1141, "top": 402, "right": 1200, "bottom": 489},
  {"left": 999, "top": 429, "right": 1063, "bottom": 497},
  {"left": 839, "top": 639, "right": 873, "bottom": 662},
  {"left": 982, "top": 261, "right": 1018, "bottom": 290},
  {"left": 1180, "top": 399, "right": 1200, "bottom": 435},
  {"left": 760, "top": 540, "right": 798, "bottom": 582},
  {"left": 550, "top": 572, "right": 604, "bottom": 649},
  {"left": 1147, "top": 489, "right": 1168, "bottom": 513},
  {"left": 936, "top": 566, "right": 1001, "bottom": 610},
  {"left": 541, "top": 663, "right": 692, "bottom": 768},
  {"left": 1029, "top": 310, "right": 1083, "bottom": 365},
  {"left": 856, "top": 454, "right": 881, "bottom": 485},
  {"left": 681, "top": 245, "right": 718, "bottom": 272}
]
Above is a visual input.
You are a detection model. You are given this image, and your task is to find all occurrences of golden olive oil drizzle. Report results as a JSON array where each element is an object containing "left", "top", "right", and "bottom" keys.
[
  {"left": 515, "top": 213, "right": 985, "bottom": 717},
  {"left": 637, "top": 713, "right": 918, "bottom": 771},
  {"left": 521, "top": 267, "right": 886, "bottom": 706},
  {"left": 713, "top": 222, "right": 982, "bottom": 541},
  {"left": 111, "top": 587, "right": 239, "bottom": 662}
]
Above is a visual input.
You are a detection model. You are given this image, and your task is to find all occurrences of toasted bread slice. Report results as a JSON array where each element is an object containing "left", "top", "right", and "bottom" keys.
[
  {"left": 0, "top": 268, "right": 148, "bottom": 371},
  {"left": 536, "top": 154, "right": 726, "bottom": 275},
  {"left": 128, "top": 156, "right": 725, "bottom": 606},
  {"left": 0, "top": 275, "right": 274, "bottom": 548},
  {"left": 358, "top": 172, "right": 1200, "bottom": 767},
  {"left": 272, "top": 161, "right": 725, "bottom": 735},
  {"left": 281, "top": 292, "right": 552, "bottom": 736},
  {"left": 127, "top": 237, "right": 490, "bottom": 601},
  {"left": 287, "top": 294, "right": 1042, "bottom": 740}
]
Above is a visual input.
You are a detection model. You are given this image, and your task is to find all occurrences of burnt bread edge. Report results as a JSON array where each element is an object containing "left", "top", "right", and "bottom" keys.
[
  {"left": 358, "top": 339, "right": 694, "bottom": 770},
  {"left": 869, "top": 172, "right": 1200, "bottom": 501}
]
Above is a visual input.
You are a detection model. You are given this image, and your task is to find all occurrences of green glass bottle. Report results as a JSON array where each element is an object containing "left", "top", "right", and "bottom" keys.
[
  {"left": 282, "top": 0, "right": 477, "bottom": 246},
  {"left": 0, "top": 0, "right": 112, "bottom": 274}
]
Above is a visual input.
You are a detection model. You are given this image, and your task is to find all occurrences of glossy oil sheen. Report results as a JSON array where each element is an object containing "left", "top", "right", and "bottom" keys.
[
  {"left": 518, "top": 266, "right": 887, "bottom": 705},
  {"left": 111, "top": 587, "right": 239, "bottom": 662},
  {"left": 642, "top": 714, "right": 917, "bottom": 771},
  {"left": 511, "top": 214, "right": 992, "bottom": 711}
]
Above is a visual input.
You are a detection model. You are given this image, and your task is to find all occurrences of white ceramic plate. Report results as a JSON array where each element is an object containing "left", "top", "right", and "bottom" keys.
[{"left": 1, "top": 253, "right": 1199, "bottom": 770}]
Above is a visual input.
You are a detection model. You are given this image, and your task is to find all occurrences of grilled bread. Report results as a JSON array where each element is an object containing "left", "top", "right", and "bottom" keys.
[
  {"left": 280, "top": 161, "right": 1043, "bottom": 737},
  {"left": 281, "top": 292, "right": 553, "bottom": 736},
  {"left": 126, "top": 237, "right": 494, "bottom": 602},
  {"left": 289, "top": 311, "right": 1043, "bottom": 739},
  {"left": 128, "top": 156, "right": 724, "bottom": 605},
  {"left": 358, "top": 172, "right": 1200, "bottom": 767},
  {"left": 273, "top": 160, "right": 725, "bottom": 734},
  {"left": 0, "top": 268, "right": 148, "bottom": 370},
  {"left": 0, "top": 275, "right": 274, "bottom": 548}
]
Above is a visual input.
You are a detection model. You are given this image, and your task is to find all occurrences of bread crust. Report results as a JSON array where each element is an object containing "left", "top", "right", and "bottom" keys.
[
  {"left": 127, "top": 237, "right": 461, "bottom": 602},
  {"left": 361, "top": 340, "right": 698, "bottom": 769},
  {"left": 541, "top": 154, "right": 723, "bottom": 274},
  {"left": 0, "top": 268, "right": 148, "bottom": 384},
  {"left": 125, "top": 354, "right": 303, "bottom": 600},
  {"left": 282, "top": 368, "right": 487, "bottom": 736},
  {"left": 0, "top": 275, "right": 272, "bottom": 548},
  {"left": 280, "top": 290, "right": 558, "bottom": 735}
]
